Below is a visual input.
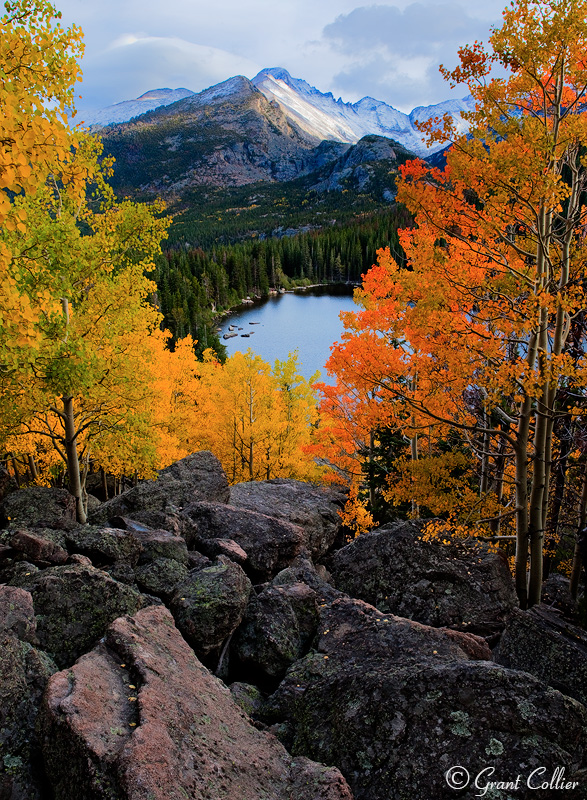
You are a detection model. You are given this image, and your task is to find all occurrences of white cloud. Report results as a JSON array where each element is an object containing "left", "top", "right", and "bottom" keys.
[
  {"left": 58, "top": 0, "right": 505, "bottom": 114},
  {"left": 76, "top": 35, "right": 261, "bottom": 112}
]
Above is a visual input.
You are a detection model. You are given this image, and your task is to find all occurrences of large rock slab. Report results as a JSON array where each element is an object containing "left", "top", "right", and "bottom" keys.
[
  {"left": 89, "top": 451, "right": 230, "bottom": 526},
  {"left": 39, "top": 605, "right": 353, "bottom": 800},
  {"left": 182, "top": 500, "right": 304, "bottom": 581},
  {"left": 169, "top": 556, "right": 252, "bottom": 657},
  {"left": 230, "top": 478, "right": 346, "bottom": 560},
  {"left": 0, "top": 487, "right": 77, "bottom": 531},
  {"left": 0, "top": 584, "right": 37, "bottom": 643},
  {"left": 64, "top": 525, "right": 143, "bottom": 567},
  {"left": 496, "top": 605, "right": 587, "bottom": 706},
  {"left": 9, "top": 529, "right": 69, "bottom": 566},
  {"left": 13, "top": 564, "right": 147, "bottom": 667},
  {"left": 264, "top": 596, "right": 587, "bottom": 800},
  {"left": 329, "top": 520, "right": 517, "bottom": 640},
  {"left": 0, "top": 586, "right": 57, "bottom": 800},
  {"left": 233, "top": 582, "right": 319, "bottom": 681}
]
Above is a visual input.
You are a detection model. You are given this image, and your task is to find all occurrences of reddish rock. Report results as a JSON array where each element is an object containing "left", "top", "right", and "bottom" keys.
[
  {"left": 198, "top": 537, "right": 249, "bottom": 565},
  {"left": 10, "top": 530, "right": 68, "bottom": 565},
  {"left": 40, "top": 605, "right": 353, "bottom": 800},
  {"left": 0, "top": 585, "right": 36, "bottom": 643},
  {"left": 67, "top": 553, "right": 93, "bottom": 566},
  {"left": 439, "top": 627, "right": 493, "bottom": 660}
]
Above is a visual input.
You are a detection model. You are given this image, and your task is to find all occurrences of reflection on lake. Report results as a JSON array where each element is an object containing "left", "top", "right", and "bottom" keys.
[{"left": 219, "top": 285, "right": 357, "bottom": 385}]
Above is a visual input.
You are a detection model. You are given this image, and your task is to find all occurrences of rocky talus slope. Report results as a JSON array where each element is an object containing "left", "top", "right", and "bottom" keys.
[{"left": 1, "top": 452, "right": 586, "bottom": 799}]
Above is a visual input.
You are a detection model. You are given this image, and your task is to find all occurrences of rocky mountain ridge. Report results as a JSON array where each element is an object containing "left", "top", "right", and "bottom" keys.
[
  {"left": 252, "top": 67, "right": 473, "bottom": 156},
  {"left": 1, "top": 452, "right": 586, "bottom": 799},
  {"left": 99, "top": 75, "right": 415, "bottom": 203},
  {"left": 86, "top": 67, "right": 472, "bottom": 158}
]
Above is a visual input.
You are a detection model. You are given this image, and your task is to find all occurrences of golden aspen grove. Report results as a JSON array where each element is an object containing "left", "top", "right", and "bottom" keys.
[
  {"left": 319, "top": 0, "right": 587, "bottom": 607},
  {"left": 0, "top": 0, "right": 321, "bottom": 522}
]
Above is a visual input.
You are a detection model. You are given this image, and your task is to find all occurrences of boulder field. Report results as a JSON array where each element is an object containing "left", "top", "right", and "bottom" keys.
[{"left": 0, "top": 451, "right": 586, "bottom": 799}]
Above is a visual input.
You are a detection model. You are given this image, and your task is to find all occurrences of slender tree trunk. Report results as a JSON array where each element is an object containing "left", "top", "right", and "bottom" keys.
[
  {"left": 28, "top": 455, "right": 38, "bottom": 482},
  {"left": 10, "top": 454, "right": 21, "bottom": 488},
  {"left": 101, "top": 468, "right": 109, "bottom": 500},
  {"left": 570, "top": 467, "right": 587, "bottom": 600},
  {"left": 514, "top": 326, "right": 538, "bottom": 609},
  {"left": 62, "top": 395, "right": 86, "bottom": 524},
  {"left": 490, "top": 425, "right": 510, "bottom": 536}
]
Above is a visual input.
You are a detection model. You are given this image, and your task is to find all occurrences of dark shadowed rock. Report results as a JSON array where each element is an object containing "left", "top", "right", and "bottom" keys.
[
  {"left": 134, "top": 557, "right": 188, "bottom": 598},
  {"left": 112, "top": 510, "right": 185, "bottom": 536},
  {"left": 329, "top": 520, "right": 517, "bottom": 640},
  {"left": 64, "top": 525, "right": 142, "bottom": 566},
  {"left": 496, "top": 605, "right": 587, "bottom": 706},
  {"left": 230, "top": 478, "right": 346, "bottom": 559},
  {"left": 272, "top": 558, "right": 339, "bottom": 600},
  {"left": 0, "top": 587, "right": 57, "bottom": 800},
  {"left": 39, "top": 605, "right": 353, "bottom": 800},
  {"left": 133, "top": 527, "right": 189, "bottom": 565},
  {"left": 0, "top": 488, "right": 77, "bottom": 531},
  {"left": 264, "top": 596, "right": 587, "bottom": 800},
  {"left": 14, "top": 564, "right": 147, "bottom": 667},
  {"left": 229, "top": 681, "right": 265, "bottom": 717},
  {"left": 0, "top": 466, "right": 17, "bottom": 502},
  {"left": 170, "top": 556, "right": 252, "bottom": 656},
  {"left": 0, "top": 560, "right": 39, "bottom": 587},
  {"left": 182, "top": 500, "right": 304, "bottom": 581},
  {"left": 233, "top": 581, "right": 319, "bottom": 681},
  {"left": 88, "top": 451, "right": 230, "bottom": 525},
  {"left": 542, "top": 573, "right": 579, "bottom": 619}
]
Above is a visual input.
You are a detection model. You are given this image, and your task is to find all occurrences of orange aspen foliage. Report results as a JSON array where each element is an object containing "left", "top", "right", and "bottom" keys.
[{"left": 319, "top": 0, "right": 587, "bottom": 608}]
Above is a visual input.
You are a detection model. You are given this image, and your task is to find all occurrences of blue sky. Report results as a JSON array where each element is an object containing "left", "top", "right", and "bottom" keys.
[{"left": 56, "top": 0, "right": 506, "bottom": 116}]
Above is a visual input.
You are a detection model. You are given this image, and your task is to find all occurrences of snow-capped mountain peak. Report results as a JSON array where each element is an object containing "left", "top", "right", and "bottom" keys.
[
  {"left": 252, "top": 67, "right": 473, "bottom": 155},
  {"left": 83, "top": 67, "right": 474, "bottom": 155}
]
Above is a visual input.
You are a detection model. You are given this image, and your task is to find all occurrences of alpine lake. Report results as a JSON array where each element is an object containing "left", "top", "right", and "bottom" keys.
[{"left": 218, "top": 284, "right": 358, "bottom": 385}]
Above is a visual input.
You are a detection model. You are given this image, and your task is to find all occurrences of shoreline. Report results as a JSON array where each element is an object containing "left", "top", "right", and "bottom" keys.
[{"left": 213, "top": 281, "right": 359, "bottom": 327}]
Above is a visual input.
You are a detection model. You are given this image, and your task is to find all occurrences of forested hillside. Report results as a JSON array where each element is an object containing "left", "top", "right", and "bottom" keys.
[{"left": 157, "top": 207, "right": 410, "bottom": 351}]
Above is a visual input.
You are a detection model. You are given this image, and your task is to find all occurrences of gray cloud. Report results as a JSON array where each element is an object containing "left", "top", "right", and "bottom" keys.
[
  {"left": 324, "top": 3, "right": 490, "bottom": 56},
  {"left": 321, "top": 2, "right": 500, "bottom": 108}
]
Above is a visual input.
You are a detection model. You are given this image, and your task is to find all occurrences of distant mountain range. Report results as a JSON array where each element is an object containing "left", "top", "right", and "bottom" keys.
[
  {"left": 86, "top": 67, "right": 473, "bottom": 157},
  {"left": 93, "top": 68, "right": 471, "bottom": 205}
]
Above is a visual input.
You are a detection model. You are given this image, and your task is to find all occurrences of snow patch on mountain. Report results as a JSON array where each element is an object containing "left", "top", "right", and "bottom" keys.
[
  {"left": 84, "top": 68, "right": 474, "bottom": 155},
  {"left": 80, "top": 88, "right": 195, "bottom": 128},
  {"left": 182, "top": 75, "right": 257, "bottom": 108},
  {"left": 252, "top": 68, "right": 474, "bottom": 155}
]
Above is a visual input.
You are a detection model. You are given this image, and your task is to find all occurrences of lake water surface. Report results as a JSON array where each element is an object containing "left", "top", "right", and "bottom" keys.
[{"left": 219, "top": 286, "right": 358, "bottom": 384}]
